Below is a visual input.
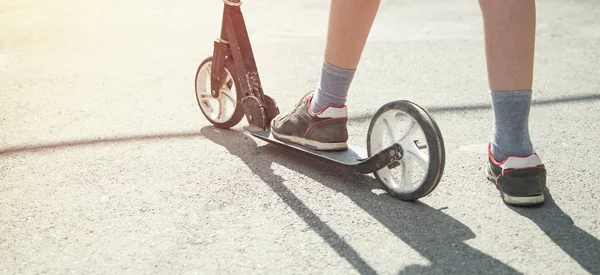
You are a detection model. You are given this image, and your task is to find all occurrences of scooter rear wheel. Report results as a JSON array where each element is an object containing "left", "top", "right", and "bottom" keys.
[
  {"left": 367, "top": 100, "right": 445, "bottom": 201},
  {"left": 195, "top": 57, "right": 245, "bottom": 129}
]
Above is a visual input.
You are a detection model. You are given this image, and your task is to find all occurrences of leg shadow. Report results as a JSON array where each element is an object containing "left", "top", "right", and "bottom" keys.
[
  {"left": 201, "top": 126, "right": 378, "bottom": 274},
  {"left": 509, "top": 190, "right": 600, "bottom": 274},
  {"left": 202, "top": 126, "right": 519, "bottom": 275}
]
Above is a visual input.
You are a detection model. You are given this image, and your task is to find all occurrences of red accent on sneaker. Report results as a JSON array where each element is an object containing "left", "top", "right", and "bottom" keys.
[
  {"left": 487, "top": 142, "right": 541, "bottom": 166},
  {"left": 306, "top": 96, "right": 346, "bottom": 116}
]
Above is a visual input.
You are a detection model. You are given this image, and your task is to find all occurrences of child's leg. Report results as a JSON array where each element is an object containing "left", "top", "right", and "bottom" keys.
[
  {"left": 311, "top": 0, "right": 381, "bottom": 113},
  {"left": 479, "top": 0, "right": 536, "bottom": 161},
  {"left": 270, "top": 0, "right": 380, "bottom": 151},
  {"left": 480, "top": 0, "right": 546, "bottom": 206}
]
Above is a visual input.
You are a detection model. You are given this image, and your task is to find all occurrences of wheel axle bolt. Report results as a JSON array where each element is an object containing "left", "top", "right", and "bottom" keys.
[
  {"left": 389, "top": 150, "right": 396, "bottom": 156},
  {"left": 248, "top": 115, "right": 253, "bottom": 121}
]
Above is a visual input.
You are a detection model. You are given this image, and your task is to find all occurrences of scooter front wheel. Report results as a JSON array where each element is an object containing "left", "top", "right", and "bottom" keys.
[
  {"left": 367, "top": 100, "right": 445, "bottom": 201},
  {"left": 195, "top": 57, "right": 245, "bottom": 129}
]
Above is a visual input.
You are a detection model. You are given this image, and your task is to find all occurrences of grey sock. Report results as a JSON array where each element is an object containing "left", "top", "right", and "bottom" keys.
[
  {"left": 311, "top": 61, "right": 356, "bottom": 113},
  {"left": 490, "top": 90, "right": 534, "bottom": 161}
]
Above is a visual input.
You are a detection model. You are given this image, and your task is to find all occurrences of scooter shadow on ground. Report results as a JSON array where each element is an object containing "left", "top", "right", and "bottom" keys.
[
  {"left": 509, "top": 190, "right": 600, "bottom": 274},
  {"left": 201, "top": 126, "right": 520, "bottom": 275}
]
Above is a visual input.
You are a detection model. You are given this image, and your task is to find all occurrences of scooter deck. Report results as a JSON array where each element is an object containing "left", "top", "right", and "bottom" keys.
[{"left": 249, "top": 130, "right": 402, "bottom": 174}]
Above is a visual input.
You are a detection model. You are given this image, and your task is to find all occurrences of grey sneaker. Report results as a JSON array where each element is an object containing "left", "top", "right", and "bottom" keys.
[
  {"left": 486, "top": 143, "right": 547, "bottom": 206},
  {"left": 271, "top": 93, "right": 348, "bottom": 151}
]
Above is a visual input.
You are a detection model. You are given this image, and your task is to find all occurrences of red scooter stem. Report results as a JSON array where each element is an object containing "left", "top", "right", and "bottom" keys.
[{"left": 211, "top": 0, "right": 278, "bottom": 130}]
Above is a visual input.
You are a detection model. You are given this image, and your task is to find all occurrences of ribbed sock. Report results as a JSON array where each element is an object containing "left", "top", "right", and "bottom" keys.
[
  {"left": 490, "top": 90, "right": 534, "bottom": 161},
  {"left": 311, "top": 61, "right": 355, "bottom": 113}
]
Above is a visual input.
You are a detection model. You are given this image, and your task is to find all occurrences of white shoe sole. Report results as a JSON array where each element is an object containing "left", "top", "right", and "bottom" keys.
[
  {"left": 272, "top": 132, "right": 347, "bottom": 151},
  {"left": 502, "top": 193, "right": 545, "bottom": 206}
]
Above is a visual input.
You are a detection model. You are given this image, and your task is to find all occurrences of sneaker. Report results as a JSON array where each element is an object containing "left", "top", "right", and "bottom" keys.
[
  {"left": 486, "top": 143, "right": 547, "bottom": 206},
  {"left": 270, "top": 92, "right": 348, "bottom": 151}
]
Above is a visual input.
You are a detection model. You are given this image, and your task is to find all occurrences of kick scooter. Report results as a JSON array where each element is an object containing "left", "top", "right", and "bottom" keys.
[{"left": 195, "top": 0, "right": 446, "bottom": 200}]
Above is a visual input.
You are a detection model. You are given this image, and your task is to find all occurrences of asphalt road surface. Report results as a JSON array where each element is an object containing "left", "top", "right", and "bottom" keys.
[{"left": 1, "top": 0, "right": 599, "bottom": 274}]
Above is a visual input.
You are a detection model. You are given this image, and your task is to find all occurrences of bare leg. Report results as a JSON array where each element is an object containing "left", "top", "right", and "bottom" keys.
[
  {"left": 324, "top": 0, "right": 381, "bottom": 70},
  {"left": 311, "top": 0, "right": 380, "bottom": 112},
  {"left": 479, "top": 0, "right": 536, "bottom": 92}
]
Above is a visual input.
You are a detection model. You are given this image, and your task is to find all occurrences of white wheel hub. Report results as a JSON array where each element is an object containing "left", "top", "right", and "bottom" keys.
[
  {"left": 196, "top": 61, "right": 238, "bottom": 123},
  {"left": 368, "top": 110, "right": 430, "bottom": 194}
]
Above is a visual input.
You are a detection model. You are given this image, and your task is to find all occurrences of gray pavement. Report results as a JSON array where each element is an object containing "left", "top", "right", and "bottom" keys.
[{"left": 1, "top": 0, "right": 600, "bottom": 274}]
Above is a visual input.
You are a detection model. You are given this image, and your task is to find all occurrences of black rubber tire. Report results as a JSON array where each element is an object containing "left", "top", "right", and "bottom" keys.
[
  {"left": 414, "top": 103, "right": 446, "bottom": 197},
  {"left": 366, "top": 100, "right": 445, "bottom": 201},
  {"left": 194, "top": 56, "right": 245, "bottom": 129}
]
